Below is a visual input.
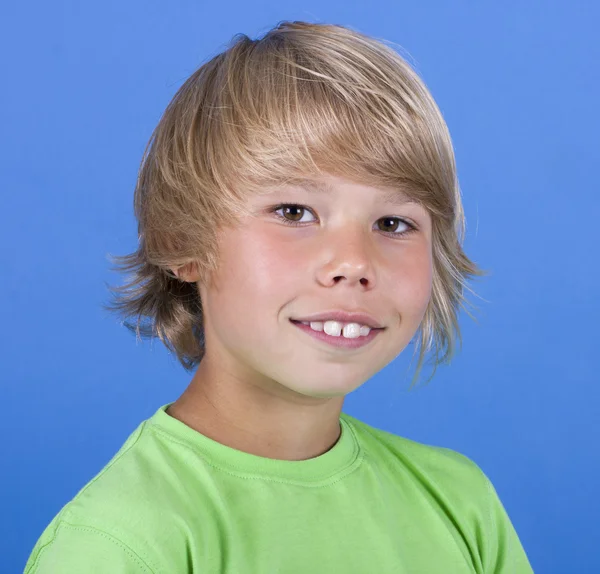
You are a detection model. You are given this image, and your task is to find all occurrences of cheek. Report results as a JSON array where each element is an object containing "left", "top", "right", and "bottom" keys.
[
  {"left": 235, "top": 231, "right": 300, "bottom": 290},
  {"left": 389, "top": 248, "right": 433, "bottom": 318},
  {"left": 212, "top": 230, "right": 297, "bottom": 315}
]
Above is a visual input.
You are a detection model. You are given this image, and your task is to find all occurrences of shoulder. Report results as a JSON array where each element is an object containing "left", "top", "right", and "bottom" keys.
[
  {"left": 341, "top": 415, "right": 533, "bottom": 572},
  {"left": 26, "top": 416, "right": 195, "bottom": 573},
  {"left": 66, "top": 415, "right": 199, "bottom": 529},
  {"left": 341, "top": 412, "right": 493, "bottom": 500}
]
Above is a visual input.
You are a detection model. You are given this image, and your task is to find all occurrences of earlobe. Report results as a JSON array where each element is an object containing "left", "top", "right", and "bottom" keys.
[{"left": 171, "top": 262, "right": 201, "bottom": 283}]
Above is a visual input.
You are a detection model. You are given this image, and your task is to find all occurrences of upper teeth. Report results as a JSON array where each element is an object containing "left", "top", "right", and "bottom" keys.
[{"left": 299, "top": 320, "right": 372, "bottom": 338}]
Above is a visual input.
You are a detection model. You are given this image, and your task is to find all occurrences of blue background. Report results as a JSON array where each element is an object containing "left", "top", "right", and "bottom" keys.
[{"left": 2, "top": 2, "right": 598, "bottom": 573}]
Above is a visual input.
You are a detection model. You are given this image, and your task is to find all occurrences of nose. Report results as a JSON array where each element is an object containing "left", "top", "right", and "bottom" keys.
[{"left": 317, "top": 227, "right": 375, "bottom": 288}]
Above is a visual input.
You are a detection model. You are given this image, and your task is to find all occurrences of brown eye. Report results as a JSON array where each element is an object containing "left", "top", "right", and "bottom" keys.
[
  {"left": 271, "top": 204, "right": 315, "bottom": 226},
  {"left": 378, "top": 217, "right": 406, "bottom": 233},
  {"left": 281, "top": 205, "right": 305, "bottom": 222}
]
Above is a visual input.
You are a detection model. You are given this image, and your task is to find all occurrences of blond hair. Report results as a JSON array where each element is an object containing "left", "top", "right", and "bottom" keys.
[{"left": 104, "top": 21, "right": 487, "bottom": 388}]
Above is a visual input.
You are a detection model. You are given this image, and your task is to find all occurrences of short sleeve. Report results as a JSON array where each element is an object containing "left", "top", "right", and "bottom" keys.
[
  {"left": 481, "top": 477, "right": 534, "bottom": 574},
  {"left": 24, "top": 520, "right": 155, "bottom": 574}
]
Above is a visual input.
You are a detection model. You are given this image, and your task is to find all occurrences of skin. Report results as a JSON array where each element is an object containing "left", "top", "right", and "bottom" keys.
[{"left": 167, "top": 174, "right": 433, "bottom": 461}]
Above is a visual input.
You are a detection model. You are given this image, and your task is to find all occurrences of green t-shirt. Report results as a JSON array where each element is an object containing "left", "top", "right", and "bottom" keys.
[{"left": 24, "top": 404, "right": 533, "bottom": 573}]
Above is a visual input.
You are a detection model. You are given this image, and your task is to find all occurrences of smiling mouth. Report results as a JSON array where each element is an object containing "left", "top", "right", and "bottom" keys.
[{"left": 289, "top": 319, "right": 384, "bottom": 349}]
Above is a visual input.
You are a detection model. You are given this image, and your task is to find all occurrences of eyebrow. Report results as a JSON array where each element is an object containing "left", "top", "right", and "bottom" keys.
[{"left": 286, "top": 178, "right": 419, "bottom": 206}]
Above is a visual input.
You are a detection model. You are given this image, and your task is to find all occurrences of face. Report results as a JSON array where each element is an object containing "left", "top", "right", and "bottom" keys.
[{"left": 185, "top": 174, "right": 433, "bottom": 405}]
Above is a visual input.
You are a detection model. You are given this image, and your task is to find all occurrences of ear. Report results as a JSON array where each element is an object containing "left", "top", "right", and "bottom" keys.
[{"left": 171, "top": 261, "right": 201, "bottom": 283}]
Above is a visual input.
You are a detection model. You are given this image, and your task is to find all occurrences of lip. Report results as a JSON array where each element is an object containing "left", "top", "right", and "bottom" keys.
[
  {"left": 290, "top": 310, "right": 385, "bottom": 329},
  {"left": 290, "top": 319, "right": 383, "bottom": 349}
]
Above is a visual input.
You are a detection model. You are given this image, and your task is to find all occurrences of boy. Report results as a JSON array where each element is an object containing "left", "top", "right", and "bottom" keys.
[{"left": 24, "top": 21, "right": 534, "bottom": 573}]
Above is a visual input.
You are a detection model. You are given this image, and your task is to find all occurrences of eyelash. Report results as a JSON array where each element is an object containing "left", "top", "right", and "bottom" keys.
[{"left": 269, "top": 204, "right": 418, "bottom": 239}]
